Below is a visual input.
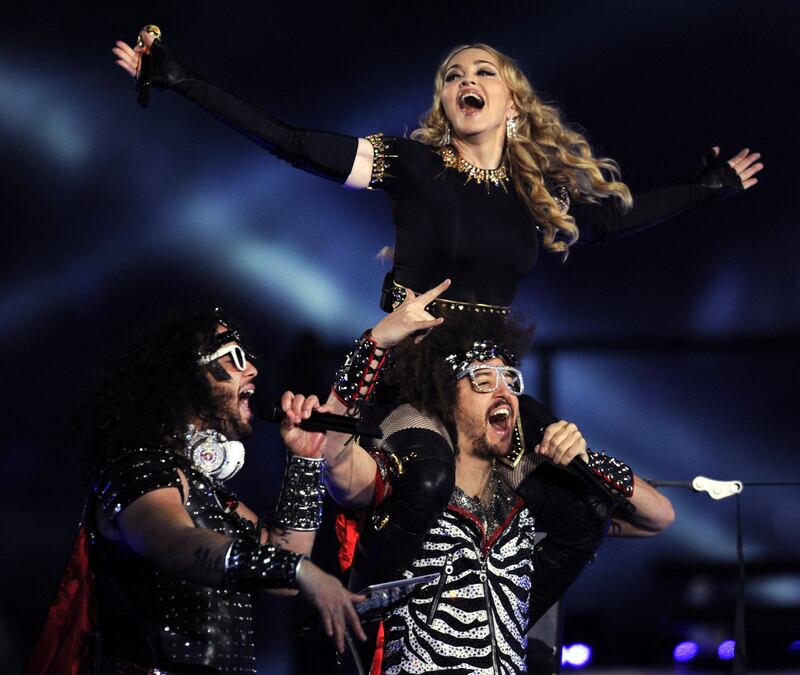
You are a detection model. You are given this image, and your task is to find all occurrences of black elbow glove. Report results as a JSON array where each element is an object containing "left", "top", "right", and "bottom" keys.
[
  {"left": 517, "top": 463, "right": 611, "bottom": 624},
  {"left": 573, "top": 149, "right": 744, "bottom": 242},
  {"left": 141, "top": 40, "right": 358, "bottom": 183}
]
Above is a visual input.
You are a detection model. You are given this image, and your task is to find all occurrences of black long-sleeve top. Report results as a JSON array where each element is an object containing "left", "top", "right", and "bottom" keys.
[{"left": 369, "top": 136, "right": 720, "bottom": 307}]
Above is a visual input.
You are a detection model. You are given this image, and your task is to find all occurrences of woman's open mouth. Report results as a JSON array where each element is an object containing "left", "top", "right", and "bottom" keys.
[{"left": 459, "top": 91, "right": 485, "bottom": 115}]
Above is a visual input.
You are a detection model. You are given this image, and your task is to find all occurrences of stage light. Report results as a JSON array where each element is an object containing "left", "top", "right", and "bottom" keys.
[
  {"left": 562, "top": 643, "right": 592, "bottom": 668},
  {"left": 673, "top": 641, "right": 699, "bottom": 662},
  {"left": 0, "top": 64, "right": 91, "bottom": 166},
  {"left": 569, "top": 644, "right": 591, "bottom": 667},
  {"left": 789, "top": 639, "right": 800, "bottom": 652},
  {"left": 717, "top": 640, "right": 736, "bottom": 660}
]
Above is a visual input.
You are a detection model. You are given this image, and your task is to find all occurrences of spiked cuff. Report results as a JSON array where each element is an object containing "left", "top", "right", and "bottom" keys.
[
  {"left": 331, "top": 331, "right": 391, "bottom": 412},
  {"left": 273, "top": 453, "right": 325, "bottom": 531},
  {"left": 224, "top": 538, "right": 304, "bottom": 591},
  {"left": 586, "top": 449, "right": 634, "bottom": 498}
]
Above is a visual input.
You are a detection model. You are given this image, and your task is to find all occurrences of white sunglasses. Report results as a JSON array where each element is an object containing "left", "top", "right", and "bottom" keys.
[
  {"left": 197, "top": 344, "right": 248, "bottom": 371},
  {"left": 456, "top": 364, "right": 524, "bottom": 396}
]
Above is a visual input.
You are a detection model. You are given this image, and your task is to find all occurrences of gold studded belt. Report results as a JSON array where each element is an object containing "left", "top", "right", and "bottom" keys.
[{"left": 380, "top": 274, "right": 510, "bottom": 316}]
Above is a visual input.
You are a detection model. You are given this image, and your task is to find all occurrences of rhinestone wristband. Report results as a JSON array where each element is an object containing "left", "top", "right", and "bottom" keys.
[
  {"left": 586, "top": 449, "right": 634, "bottom": 498},
  {"left": 273, "top": 453, "right": 326, "bottom": 531},
  {"left": 331, "top": 330, "right": 391, "bottom": 412},
  {"left": 224, "top": 537, "right": 304, "bottom": 591}
]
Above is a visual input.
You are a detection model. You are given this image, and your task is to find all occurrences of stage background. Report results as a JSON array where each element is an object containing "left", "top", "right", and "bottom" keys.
[{"left": 3, "top": 1, "right": 799, "bottom": 672}]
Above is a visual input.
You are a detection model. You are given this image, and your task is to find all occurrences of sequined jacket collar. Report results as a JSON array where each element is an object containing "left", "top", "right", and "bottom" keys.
[{"left": 448, "top": 466, "right": 524, "bottom": 553}]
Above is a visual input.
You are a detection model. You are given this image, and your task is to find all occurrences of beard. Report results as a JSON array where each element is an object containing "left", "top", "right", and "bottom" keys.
[
  {"left": 220, "top": 412, "right": 252, "bottom": 441},
  {"left": 454, "top": 405, "right": 510, "bottom": 460},
  {"left": 210, "top": 387, "right": 253, "bottom": 441}
]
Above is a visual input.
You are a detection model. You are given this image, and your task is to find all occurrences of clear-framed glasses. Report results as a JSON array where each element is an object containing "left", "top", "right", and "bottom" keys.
[
  {"left": 456, "top": 364, "right": 524, "bottom": 396},
  {"left": 198, "top": 343, "right": 248, "bottom": 371}
]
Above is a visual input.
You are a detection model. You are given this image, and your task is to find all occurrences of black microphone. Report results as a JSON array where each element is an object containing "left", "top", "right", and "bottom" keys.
[
  {"left": 519, "top": 395, "right": 629, "bottom": 508},
  {"left": 258, "top": 400, "right": 383, "bottom": 439},
  {"left": 136, "top": 52, "right": 153, "bottom": 108}
]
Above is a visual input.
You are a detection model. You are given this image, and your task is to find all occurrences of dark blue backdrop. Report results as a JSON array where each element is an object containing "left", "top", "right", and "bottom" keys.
[{"left": 3, "top": 1, "right": 798, "bottom": 671}]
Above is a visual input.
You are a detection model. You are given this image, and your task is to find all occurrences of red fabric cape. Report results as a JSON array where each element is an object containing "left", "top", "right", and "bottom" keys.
[{"left": 23, "top": 525, "right": 97, "bottom": 675}]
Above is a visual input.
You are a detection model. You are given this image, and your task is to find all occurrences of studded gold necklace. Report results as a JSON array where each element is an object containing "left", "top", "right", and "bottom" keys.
[{"left": 438, "top": 145, "right": 510, "bottom": 192}]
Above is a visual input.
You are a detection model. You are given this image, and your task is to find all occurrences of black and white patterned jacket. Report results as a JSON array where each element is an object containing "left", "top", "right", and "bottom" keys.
[{"left": 381, "top": 471, "right": 536, "bottom": 674}]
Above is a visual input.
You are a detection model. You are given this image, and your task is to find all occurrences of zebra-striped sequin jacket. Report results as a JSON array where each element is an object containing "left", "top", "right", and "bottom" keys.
[{"left": 381, "top": 468, "right": 536, "bottom": 674}]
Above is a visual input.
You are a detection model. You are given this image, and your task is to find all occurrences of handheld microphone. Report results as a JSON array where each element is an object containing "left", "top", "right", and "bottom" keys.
[
  {"left": 136, "top": 52, "right": 153, "bottom": 108},
  {"left": 135, "top": 25, "right": 162, "bottom": 108},
  {"left": 519, "top": 395, "right": 629, "bottom": 508},
  {"left": 258, "top": 400, "right": 383, "bottom": 439}
]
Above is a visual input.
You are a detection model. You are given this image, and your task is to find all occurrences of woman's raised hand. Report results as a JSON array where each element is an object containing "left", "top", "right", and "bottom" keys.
[
  {"left": 112, "top": 26, "right": 160, "bottom": 79},
  {"left": 716, "top": 147, "right": 763, "bottom": 190},
  {"left": 370, "top": 278, "right": 451, "bottom": 348}
]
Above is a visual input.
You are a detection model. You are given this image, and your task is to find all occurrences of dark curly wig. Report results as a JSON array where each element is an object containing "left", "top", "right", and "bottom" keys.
[
  {"left": 77, "top": 308, "right": 247, "bottom": 478},
  {"left": 384, "top": 311, "right": 535, "bottom": 433}
]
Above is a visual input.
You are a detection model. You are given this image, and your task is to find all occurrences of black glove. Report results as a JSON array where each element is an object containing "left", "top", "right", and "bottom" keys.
[
  {"left": 139, "top": 37, "right": 192, "bottom": 91},
  {"left": 690, "top": 148, "right": 744, "bottom": 197}
]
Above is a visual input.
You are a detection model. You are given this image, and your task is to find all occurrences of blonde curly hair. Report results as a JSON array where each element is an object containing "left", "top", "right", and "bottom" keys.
[{"left": 411, "top": 44, "right": 633, "bottom": 257}]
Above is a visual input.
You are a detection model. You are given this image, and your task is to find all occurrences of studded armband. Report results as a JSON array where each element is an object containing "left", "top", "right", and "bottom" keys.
[
  {"left": 586, "top": 449, "right": 634, "bottom": 499},
  {"left": 365, "top": 133, "right": 396, "bottom": 186},
  {"left": 370, "top": 447, "right": 403, "bottom": 484},
  {"left": 224, "top": 538, "right": 304, "bottom": 591},
  {"left": 273, "top": 453, "right": 325, "bottom": 531},
  {"left": 331, "top": 330, "right": 391, "bottom": 412}
]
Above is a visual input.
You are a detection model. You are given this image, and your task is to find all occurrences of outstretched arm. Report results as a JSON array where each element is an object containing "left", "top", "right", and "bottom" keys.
[
  {"left": 113, "top": 29, "right": 376, "bottom": 188},
  {"left": 608, "top": 474, "right": 675, "bottom": 537},
  {"left": 574, "top": 147, "right": 764, "bottom": 242},
  {"left": 533, "top": 420, "right": 673, "bottom": 536}
]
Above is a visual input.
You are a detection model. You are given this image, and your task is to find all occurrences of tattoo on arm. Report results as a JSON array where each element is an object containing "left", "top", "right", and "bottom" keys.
[
  {"left": 272, "top": 526, "right": 291, "bottom": 548},
  {"left": 189, "top": 546, "right": 225, "bottom": 577}
]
